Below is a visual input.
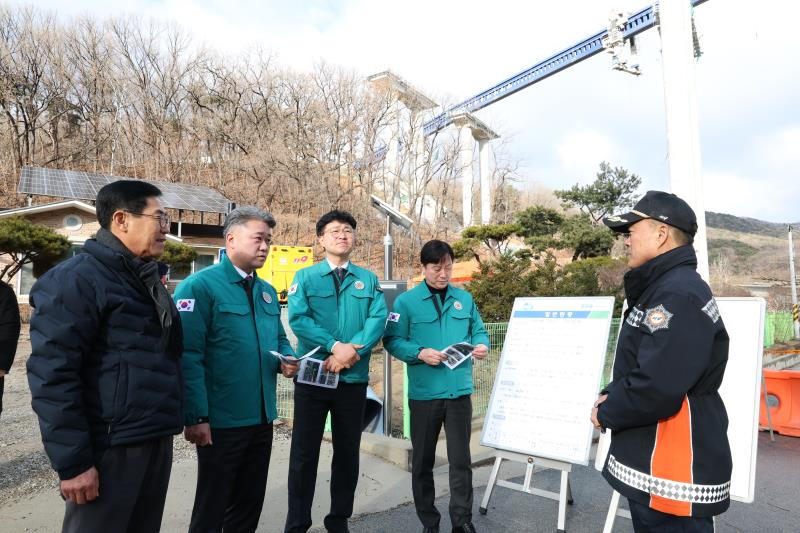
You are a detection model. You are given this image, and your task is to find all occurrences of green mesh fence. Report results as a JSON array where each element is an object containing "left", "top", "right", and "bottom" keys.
[
  {"left": 276, "top": 309, "right": 795, "bottom": 426},
  {"left": 276, "top": 316, "right": 622, "bottom": 427},
  {"left": 767, "top": 312, "right": 795, "bottom": 346},
  {"left": 472, "top": 323, "right": 508, "bottom": 418},
  {"left": 467, "top": 320, "right": 621, "bottom": 421},
  {"left": 277, "top": 305, "right": 295, "bottom": 420},
  {"left": 277, "top": 377, "right": 295, "bottom": 420}
]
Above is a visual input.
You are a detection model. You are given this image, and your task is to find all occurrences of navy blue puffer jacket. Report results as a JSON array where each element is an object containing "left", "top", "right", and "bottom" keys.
[{"left": 27, "top": 239, "right": 183, "bottom": 480}]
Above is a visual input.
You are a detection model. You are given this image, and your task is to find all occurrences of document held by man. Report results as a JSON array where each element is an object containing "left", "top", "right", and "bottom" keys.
[
  {"left": 296, "top": 356, "right": 340, "bottom": 388},
  {"left": 270, "top": 345, "right": 321, "bottom": 366},
  {"left": 441, "top": 342, "right": 475, "bottom": 370}
]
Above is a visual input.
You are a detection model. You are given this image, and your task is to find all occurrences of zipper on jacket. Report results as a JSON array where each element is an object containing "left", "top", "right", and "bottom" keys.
[{"left": 243, "top": 279, "right": 267, "bottom": 421}]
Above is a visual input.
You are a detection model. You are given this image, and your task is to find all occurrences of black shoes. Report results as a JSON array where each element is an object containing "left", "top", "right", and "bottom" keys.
[{"left": 422, "top": 521, "right": 475, "bottom": 533}]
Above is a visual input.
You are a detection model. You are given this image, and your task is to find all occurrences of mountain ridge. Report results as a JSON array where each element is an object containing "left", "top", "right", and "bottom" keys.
[{"left": 705, "top": 211, "right": 798, "bottom": 238}]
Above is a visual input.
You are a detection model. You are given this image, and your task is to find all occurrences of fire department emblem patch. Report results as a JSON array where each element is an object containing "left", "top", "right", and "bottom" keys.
[
  {"left": 262, "top": 292, "right": 272, "bottom": 304},
  {"left": 453, "top": 301, "right": 463, "bottom": 311},
  {"left": 643, "top": 304, "right": 673, "bottom": 333},
  {"left": 354, "top": 280, "right": 365, "bottom": 290}
]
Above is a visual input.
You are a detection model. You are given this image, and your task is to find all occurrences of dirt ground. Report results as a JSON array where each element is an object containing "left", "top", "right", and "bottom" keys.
[
  {"left": 366, "top": 351, "right": 407, "bottom": 435},
  {"left": 0, "top": 329, "right": 295, "bottom": 508},
  {"left": 1, "top": 328, "right": 60, "bottom": 507}
]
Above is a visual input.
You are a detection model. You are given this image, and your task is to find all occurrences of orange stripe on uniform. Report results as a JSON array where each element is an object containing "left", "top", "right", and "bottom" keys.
[{"left": 650, "top": 396, "right": 693, "bottom": 516}]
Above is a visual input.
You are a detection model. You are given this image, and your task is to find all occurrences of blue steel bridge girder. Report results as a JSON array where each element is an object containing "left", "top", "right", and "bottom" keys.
[{"left": 422, "top": 0, "right": 709, "bottom": 137}]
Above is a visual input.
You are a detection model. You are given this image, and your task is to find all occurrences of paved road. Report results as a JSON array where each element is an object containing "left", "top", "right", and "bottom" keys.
[
  {"left": 350, "top": 432, "right": 799, "bottom": 533},
  {"left": 5, "top": 329, "right": 799, "bottom": 532}
]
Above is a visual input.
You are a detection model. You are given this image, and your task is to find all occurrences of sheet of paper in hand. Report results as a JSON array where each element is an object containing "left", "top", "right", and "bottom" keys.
[
  {"left": 297, "top": 357, "right": 340, "bottom": 388},
  {"left": 270, "top": 345, "right": 321, "bottom": 366},
  {"left": 442, "top": 342, "right": 475, "bottom": 369}
]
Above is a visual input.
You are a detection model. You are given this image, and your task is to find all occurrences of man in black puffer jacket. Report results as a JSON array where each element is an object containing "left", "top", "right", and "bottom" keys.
[
  {"left": 591, "top": 191, "right": 731, "bottom": 533},
  {"left": 27, "top": 180, "right": 183, "bottom": 533},
  {"left": 0, "top": 280, "right": 21, "bottom": 418}
]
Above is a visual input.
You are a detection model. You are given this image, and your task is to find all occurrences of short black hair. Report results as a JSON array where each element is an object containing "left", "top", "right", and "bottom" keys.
[
  {"left": 420, "top": 240, "right": 455, "bottom": 266},
  {"left": 669, "top": 226, "right": 694, "bottom": 247},
  {"left": 96, "top": 180, "right": 163, "bottom": 229},
  {"left": 316, "top": 210, "right": 357, "bottom": 236}
]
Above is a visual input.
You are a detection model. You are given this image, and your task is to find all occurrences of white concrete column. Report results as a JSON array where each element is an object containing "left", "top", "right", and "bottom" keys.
[
  {"left": 660, "top": 0, "right": 709, "bottom": 281},
  {"left": 459, "top": 124, "right": 474, "bottom": 228},
  {"left": 479, "top": 139, "right": 492, "bottom": 225},
  {"left": 383, "top": 100, "right": 402, "bottom": 206},
  {"left": 411, "top": 110, "right": 426, "bottom": 215}
]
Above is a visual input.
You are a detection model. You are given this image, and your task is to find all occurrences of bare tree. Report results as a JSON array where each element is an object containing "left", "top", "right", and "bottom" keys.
[{"left": 0, "top": 5, "right": 478, "bottom": 277}]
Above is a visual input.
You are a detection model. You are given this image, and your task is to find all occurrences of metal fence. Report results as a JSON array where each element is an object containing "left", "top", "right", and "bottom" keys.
[
  {"left": 277, "top": 305, "right": 296, "bottom": 420},
  {"left": 274, "top": 313, "right": 622, "bottom": 430},
  {"left": 765, "top": 312, "right": 796, "bottom": 346},
  {"left": 275, "top": 310, "right": 797, "bottom": 426},
  {"left": 471, "top": 320, "right": 621, "bottom": 419},
  {"left": 472, "top": 323, "right": 508, "bottom": 418},
  {"left": 277, "top": 376, "right": 295, "bottom": 420}
]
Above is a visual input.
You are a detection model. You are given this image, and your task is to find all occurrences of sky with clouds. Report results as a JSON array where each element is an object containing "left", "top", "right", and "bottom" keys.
[{"left": 14, "top": 0, "right": 799, "bottom": 222}]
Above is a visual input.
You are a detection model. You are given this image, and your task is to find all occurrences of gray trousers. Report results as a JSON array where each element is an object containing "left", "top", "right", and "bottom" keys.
[
  {"left": 62, "top": 436, "right": 173, "bottom": 533},
  {"left": 409, "top": 395, "right": 473, "bottom": 529}
]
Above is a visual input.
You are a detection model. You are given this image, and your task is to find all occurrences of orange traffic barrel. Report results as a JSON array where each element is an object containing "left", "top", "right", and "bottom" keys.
[{"left": 760, "top": 369, "right": 800, "bottom": 437}]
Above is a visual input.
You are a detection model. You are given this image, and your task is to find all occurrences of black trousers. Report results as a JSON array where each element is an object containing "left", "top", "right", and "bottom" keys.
[
  {"left": 0, "top": 376, "right": 4, "bottom": 417},
  {"left": 629, "top": 499, "right": 715, "bottom": 533},
  {"left": 62, "top": 436, "right": 173, "bottom": 533},
  {"left": 409, "top": 395, "right": 473, "bottom": 529},
  {"left": 189, "top": 423, "right": 274, "bottom": 533},
  {"left": 285, "top": 382, "right": 367, "bottom": 533}
]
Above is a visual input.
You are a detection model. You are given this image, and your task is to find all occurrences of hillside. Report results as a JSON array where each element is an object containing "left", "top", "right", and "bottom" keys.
[
  {"left": 707, "top": 227, "right": 788, "bottom": 278},
  {"left": 704, "top": 224, "right": 791, "bottom": 311},
  {"left": 704, "top": 211, "right": 795, "bottom": 282},
  {"left": 706, "top": 211, "right": 797, "bottom": 238}
]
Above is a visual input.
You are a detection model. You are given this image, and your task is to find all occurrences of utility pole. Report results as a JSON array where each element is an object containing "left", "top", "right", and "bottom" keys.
[
  {"left": 789, "top": 226, "right": 799, "bottom": 339},
  {"left": 382, "top": 216, "right": 394, "bottom": 436},
  {"left": 371, "top": 195, "right": 413, "bottom": 437}
]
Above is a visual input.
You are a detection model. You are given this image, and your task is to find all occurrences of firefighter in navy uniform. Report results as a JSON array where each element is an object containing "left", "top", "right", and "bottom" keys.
[{"left": 591, "top": 191, "right": 732, "bottom": 533}]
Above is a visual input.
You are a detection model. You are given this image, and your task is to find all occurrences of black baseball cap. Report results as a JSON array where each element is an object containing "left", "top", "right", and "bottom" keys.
[{"left": 603, "top": 190, "right": 698, "bottom": 236}]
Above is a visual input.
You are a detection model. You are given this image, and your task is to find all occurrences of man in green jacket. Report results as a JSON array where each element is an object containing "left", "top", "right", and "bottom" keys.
[
  {"left": 285, "top": 210, "right": 388, "bottom": 533},
  {"left": 384, "top": 240, "right": 489, "bottom": 533},
  {"left": 176, "top": 206, "right": 297, "bottom": 533}
]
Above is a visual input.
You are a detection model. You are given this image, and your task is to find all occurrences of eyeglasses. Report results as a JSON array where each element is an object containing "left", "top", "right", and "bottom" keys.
[
  {"left": 126, "top": 211, "right": 171, "bottom": 229},
  {"left": 325, "top": 227, "right": 354, "bottom": 237}
]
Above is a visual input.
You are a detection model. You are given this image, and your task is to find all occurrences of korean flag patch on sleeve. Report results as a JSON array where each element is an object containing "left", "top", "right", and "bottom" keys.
[
  {"left": 176, "top": 299, "right": 195, "bottom": 312},
  {"left": 288, "top": 283, "right": 298, "bottom": 296},
  {"left": 388, "top": 312, "right": 401, "bottom": 322}
]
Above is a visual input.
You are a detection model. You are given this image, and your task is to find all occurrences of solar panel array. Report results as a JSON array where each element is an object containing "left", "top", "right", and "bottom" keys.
[{"left": 18, "top": 166, "right": 231, "bottom": 213}]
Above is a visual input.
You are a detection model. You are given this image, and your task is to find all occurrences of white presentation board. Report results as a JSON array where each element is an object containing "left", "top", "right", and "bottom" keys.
[
  {"left": 594, "top": 297, "right": 765, "bottom": 504},
  {"left": 717, "top": 297, "right": 765, "bottom": 503},
  {"left": 480, "top": 296, "right": 615, "bottom": 465}
]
